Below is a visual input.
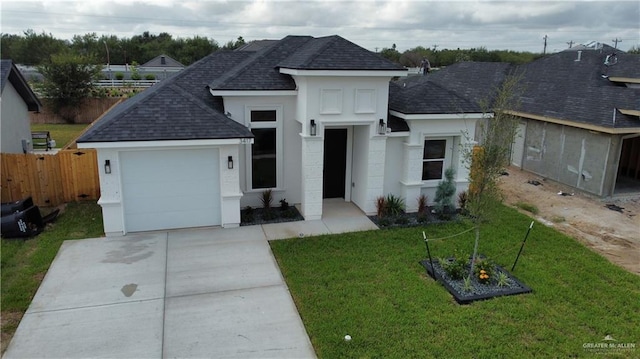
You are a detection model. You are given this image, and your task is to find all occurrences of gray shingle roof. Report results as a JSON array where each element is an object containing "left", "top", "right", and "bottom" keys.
[
  {"left": 424, "top": 62, "right": 514, "bottom": 107},
  {"left": 278, "top": 35, "right": 406, "bottom": 71},
  {"left": 78, "top": 51, "right": 254, "bottom": 142},
  {"left": 389, "top": 76, "right": 481, "bottom": 114},
  {"left": 1, "top": 59, "right": 42, "bottom": 112},
  {"left": 209, "top": 35, "right": 405, "bottom": 91},
  {"left": 77, "top": 34, "right": 412, "bottom": 143},
  {"left": 515, "top": 49, "right": 640, "bottom": 128},
  {"left": 413, "top": 50, "right": 640, "bottom": 129},
  {"left": 208, "top": 36, "right": 313, "bottom": 91}
]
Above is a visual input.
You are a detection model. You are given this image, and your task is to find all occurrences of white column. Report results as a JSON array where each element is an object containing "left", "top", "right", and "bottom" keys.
[
  {"left": 220, "top": 145, "right": 242, "bottom": 228},
  {"left": 97, "top": 149, "right": 125, "bottom": 236},
  {"left": 400, "top": 142, "right": 424, "bottom": 212},
  {"left": 300, "top": 134, "right": 324, "bottom": 220},
  {"left": 362, "top": 136, "right": 387, "bottom": 215}
]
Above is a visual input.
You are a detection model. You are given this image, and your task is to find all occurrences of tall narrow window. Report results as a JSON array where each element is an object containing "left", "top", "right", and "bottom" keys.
[
  {"left": 422, "top": 139, "right": 447, "bottom": 180},
  {"left": 250, "top": 110, "right": 278, "bottom": 189},
  {"left": 251, "top": 128, "right": 276, "bottom": 188}
]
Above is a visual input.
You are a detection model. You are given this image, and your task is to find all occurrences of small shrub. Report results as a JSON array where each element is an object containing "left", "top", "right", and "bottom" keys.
[
  {"left": 473, "top": 257, "right": 495, "bottom": 284},
  {"left": 376, "top": 196, "right": 387, "bottom": 218},
  {"left": 261, "top": 189, "right": 273, "bottom": 211},
  {"left": 385, "top": 194, "right": 405, "bottom": 216},
  {"left": 115, "top": 72, "right": 124, "bottom": 80},
  {"left": 131, "top": 72, "right": 142, "bottom": 81},
  {"left": 551, "top": 215, "right": 566, "bottom": 223},
  {"left": 417, "top": 194, "right": 428, "bottom": 214},
  {"left": 497, "top": 271, "right": 510, "bottom": 287},
  {"left": 516, "top": 201, "right": 539, "bottom": 214},
  {"left": 463, "top": 276, "right": 473, "bottom": 292},
  {"left": 144, "top": 74, "right": 156, "bottom": 80},
  {"left": 279, "top": 198, "right": 289, "bottom": 211},
  {"left": 457, "top": 191, "right": 468, "bottom": 213},
  {"left": 434, "top": 168, "right": 457, "bottom": 219},
  {"left": 440, "top": 251, "right": 468, "bottom": 280}
]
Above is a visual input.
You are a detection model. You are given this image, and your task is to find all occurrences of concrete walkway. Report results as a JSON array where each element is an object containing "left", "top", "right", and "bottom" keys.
[{"left": 4, "top": 201, "right": 378, "bottom": 358}]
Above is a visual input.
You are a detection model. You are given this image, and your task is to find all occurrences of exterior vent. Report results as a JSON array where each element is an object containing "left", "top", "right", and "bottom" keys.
[{"left": 161, "top": 56, "right": 166, "bottom": 65}]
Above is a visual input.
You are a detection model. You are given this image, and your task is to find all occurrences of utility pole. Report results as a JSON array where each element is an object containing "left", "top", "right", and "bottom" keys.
[
  {"left": 543, "top": 35, "right": 548, "bottom": 54},
  {"left": 103, "top": 41, "right": 111, "bottom": 81},
  {"left": 612, "top": 38, "right": 622, "bottom": 49},
  {"left": 432, "top": 44, "right": 439, "bottom": 52},
  {"left": 566, "top": 40, "right": 574, "bottom": 48},
  {"left": 375, "top": 47, "right": 379, "bottom": 53}
]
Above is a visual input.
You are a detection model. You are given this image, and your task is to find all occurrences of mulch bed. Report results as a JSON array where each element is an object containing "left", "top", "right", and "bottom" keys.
[
  {"left": 240, "top": 206, "right": 304, "bottom": 226},
  {"left": 420, "top": 258, "right": 532, "bottom": 304}
]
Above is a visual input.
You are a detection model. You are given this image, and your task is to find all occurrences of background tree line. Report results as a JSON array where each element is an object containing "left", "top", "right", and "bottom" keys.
[
  {"left": 1, "top": 29, "right": 246, "bottom": 66},
  {"left": 378, "top": 43, "right": 544, "bottom": 67}
]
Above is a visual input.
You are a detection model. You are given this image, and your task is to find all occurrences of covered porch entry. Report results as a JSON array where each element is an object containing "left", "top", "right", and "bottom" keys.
[{"left": 299, "top": 122, "right": 386, "bottom": 221}]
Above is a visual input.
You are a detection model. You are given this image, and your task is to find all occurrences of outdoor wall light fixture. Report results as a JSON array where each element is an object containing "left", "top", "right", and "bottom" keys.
[
  {"left": 104, "top": 160, "right": 112, "bottom": 174},
  {"left": 378, "top": 119, "right": 386, "bottom": 135},
  {"left": 227, "top": 156, "right": 234, "bottom": 170},
  {"left": 310, "top": 119, "right": 317, "bottom": 136}
]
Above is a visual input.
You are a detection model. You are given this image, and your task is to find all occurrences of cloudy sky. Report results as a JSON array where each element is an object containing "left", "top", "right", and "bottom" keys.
[{"left": 2, "top": 0, "right": 638, "bottom": 53}]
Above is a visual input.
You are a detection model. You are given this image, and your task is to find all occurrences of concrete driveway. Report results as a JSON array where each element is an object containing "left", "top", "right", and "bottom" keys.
[{"left": 4, "top": 226, "right": 317, "bottom": 358}]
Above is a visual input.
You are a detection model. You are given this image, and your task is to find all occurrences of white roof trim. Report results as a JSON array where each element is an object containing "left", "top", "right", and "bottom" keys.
[
  {"left": 389, "top": 110, "right": 486, "bottom": 120},
  {"left": 77, "top": 138, "right": 252, "bottom": 149},
  {"left": 209, "top": 89, "right": 298, "bottom": 97},
  {"left": 280, "top": 68, "right": 407, "bottom": 77}
]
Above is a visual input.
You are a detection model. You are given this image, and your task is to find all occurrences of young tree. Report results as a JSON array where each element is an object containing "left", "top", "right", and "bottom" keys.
[
  {"left": 463, "top": 74, "right": 524, "bottom": 277},
  {"left": 37, "top": 53, "right": 102, "bottom": 122}
]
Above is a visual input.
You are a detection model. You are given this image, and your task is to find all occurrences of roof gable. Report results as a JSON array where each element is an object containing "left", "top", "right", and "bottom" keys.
[
  {"left": 78, "top": 51, "right": 254, "bottom": 143},
  {"left": 209, "top": 36, "right": 313, "bottom": 91},
  {"left": 141, "top": 54, "right": 184, "bottom": 68},
  {"left": 278, "top": 35, "right": 405, "bottom": 71},
  {"left": 1, "top": 59, "right": 42, "bottom": 112}
]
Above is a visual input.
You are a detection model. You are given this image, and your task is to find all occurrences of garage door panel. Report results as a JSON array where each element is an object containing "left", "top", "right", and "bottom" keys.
[
  {"left": 124, "top": 194, "right": 216, "bottom": 215},
  {"left": 123, "top": 179, "right": 218, "bottom": 199},
  {"left": 120, "top": 149, "right": 221, "bottom": 232}
]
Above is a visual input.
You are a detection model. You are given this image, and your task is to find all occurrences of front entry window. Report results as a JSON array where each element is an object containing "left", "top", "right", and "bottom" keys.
[
  {"left": 249, "top": 109, "right": 279, "bottom": 190},
  {"left": 251, "top": 128, "right": 276, "bottom": 189}
]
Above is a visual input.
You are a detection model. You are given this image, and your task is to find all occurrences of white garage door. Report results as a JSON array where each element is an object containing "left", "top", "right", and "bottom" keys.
[{"left": 120, "top": 148, "right": 221, "bottom": 232}]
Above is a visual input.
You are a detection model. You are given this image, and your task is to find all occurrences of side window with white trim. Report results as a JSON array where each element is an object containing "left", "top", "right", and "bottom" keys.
[{"left": 422, "top": 139, "right": 447, "bottom": 180}]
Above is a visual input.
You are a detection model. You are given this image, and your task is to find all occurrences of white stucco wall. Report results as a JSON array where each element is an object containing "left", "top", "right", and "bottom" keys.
[
  {"left": 290, "top": 73, "right": 399, "bottom": 216},
  {"left": 223, "top": 95, "right": 302, "bottom": 208},
  {"left": 396, "top": 115, "right": 481, "bottom": 211},
  {"left": 1, "top": 81, "right": 33, "bottom": 153}
]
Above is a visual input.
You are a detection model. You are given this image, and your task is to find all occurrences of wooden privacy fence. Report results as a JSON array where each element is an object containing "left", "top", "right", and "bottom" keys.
[{"left": 1, "top": 149, "right": 100, "bottom": 207}]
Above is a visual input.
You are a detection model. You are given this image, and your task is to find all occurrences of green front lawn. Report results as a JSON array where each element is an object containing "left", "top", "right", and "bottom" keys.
[
  {"left": 1, "top": 202, "right": 103, "bottom": 353},
  {"left": 30, "top": 124, "right": 88, "bottom": 148},
  {"left": 270, "top": 205, "right": 640, "bottom": 358}
]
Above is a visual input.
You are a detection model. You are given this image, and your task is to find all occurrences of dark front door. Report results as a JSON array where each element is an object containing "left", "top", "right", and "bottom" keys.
[{"left": 323, "top": 129, "right": 347, "bottom": 198}]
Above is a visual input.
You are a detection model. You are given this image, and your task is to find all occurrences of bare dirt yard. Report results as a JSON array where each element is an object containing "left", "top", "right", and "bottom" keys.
[{"left": 499, "top": 166, "right": 640, "bottom": 276}]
